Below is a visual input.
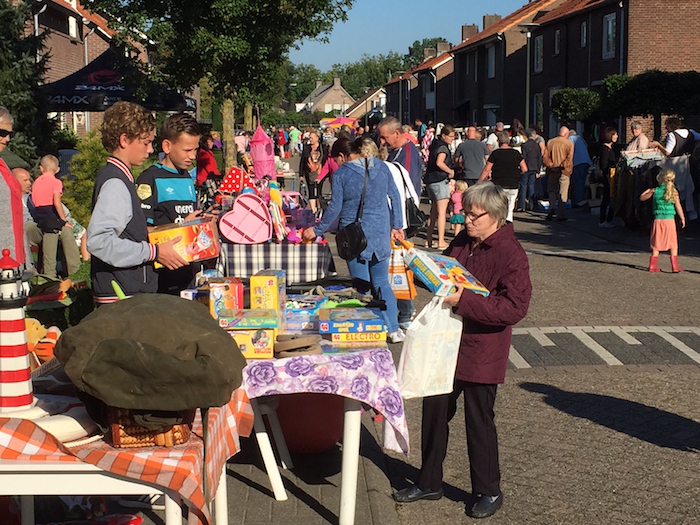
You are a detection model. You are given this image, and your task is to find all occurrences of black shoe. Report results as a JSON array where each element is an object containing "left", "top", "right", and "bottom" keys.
[
  {"left": 392, "top": 485, "right": 443, "bottom": 503},
  {"left": 466, "top": 492, "right": 503, "bottom": 518},
  {"left": 545, "top": 213, "right": 554, "bottom": 221}
]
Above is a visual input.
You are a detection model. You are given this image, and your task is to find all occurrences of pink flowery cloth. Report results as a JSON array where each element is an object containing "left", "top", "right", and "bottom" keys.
[{"left": 241, "top": 347, "right": 409, "bottom": 454}]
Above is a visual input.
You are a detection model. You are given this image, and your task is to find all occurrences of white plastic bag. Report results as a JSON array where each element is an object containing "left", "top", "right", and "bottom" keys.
[{"left": 397, "top": 297, "right": 463, "bottom": 399}]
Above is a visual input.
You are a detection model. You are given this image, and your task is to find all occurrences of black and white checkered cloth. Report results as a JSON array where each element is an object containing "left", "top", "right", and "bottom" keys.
[{"left": 219, "top": 242, "right": 334, "bottom": 284}]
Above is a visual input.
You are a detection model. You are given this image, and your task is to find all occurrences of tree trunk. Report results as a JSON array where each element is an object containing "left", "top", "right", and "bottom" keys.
[
  {"left": 244, "top": 103, "right": 253, "bottom": 131},
  {"left": 653, "top": 112, "right": 662, "bottom": 142},
  {"left": 222, "top": 98, "right": 237, "bottom": 171}
]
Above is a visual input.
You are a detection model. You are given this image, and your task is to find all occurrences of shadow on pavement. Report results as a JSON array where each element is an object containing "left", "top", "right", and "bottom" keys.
[{"left": 521, "top": 382, "right": 700, "bottom": 452}]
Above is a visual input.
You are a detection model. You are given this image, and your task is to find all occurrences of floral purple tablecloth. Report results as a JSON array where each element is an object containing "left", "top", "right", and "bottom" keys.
[{"left": 241, "top": 347, "right": 410, "bottom": 454}]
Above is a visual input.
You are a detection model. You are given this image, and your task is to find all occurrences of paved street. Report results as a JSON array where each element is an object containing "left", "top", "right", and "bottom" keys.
[{"left": 133, "top": 198, "right": 700, "bottom": 525}]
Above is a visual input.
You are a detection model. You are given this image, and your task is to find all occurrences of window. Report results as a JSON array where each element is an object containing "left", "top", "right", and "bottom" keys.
[
  {"left": 68, "top": 16, "right": 78, "bottom": 39},
  {"left": 602, "top": 13, "right": 616, "bottom": 59},
  {"left": 324, "top": 104, "right": 332, "bottom": 113},
  {"left": 474, "top": 52, "right": 478, "bottom": 82},
  {"left": 534, "top": 35, "right": 543, "bottom": 73},
  {"left": 466, "top": 53, "right": 470, "bottom": 76},
  {"left": 486, "top": 44, "right": 496, "bottom": 78},
  {"left": 534, "top": 93, "right": 544, "bottom": 132},
  {"left": 554, "top": 30, "right": 561, "bottom": 56},
  {"left": 580, "top": 21, "right": 587, "bottom": 48}
]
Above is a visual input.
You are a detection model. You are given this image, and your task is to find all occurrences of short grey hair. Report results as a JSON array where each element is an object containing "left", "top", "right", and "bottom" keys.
[
  {"left": 497, "top": 131, "right": 510, "bottom": 145},
  {"left": 495, "top": 121, "right": 504, "bottom": 130},
  {"left": 526, "top": 127, "right": 537, "bottom": 139},
  {"left": 462, "top": 181, "right": 509, "bottom": 226},
  {"left": 378, "top": 116, "right": 401, "bottom": 134},
  {"left": 0, "top": 106, "right": 13, "bottom": 124},
  {"left": 630, "top": 120, "right": 643, "bottom": 130}
]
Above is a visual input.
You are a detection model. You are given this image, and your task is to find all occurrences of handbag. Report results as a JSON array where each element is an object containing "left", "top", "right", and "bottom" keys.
[
  {"left": 335, "top": 159, "right": 369, "bottom": 260},
  {"left": 389, "top": 239, "right": 416, "bottom": 300},
  {"left": 393, "top": 162, "right": 427, "bottom": 238},
  {"left": 397, "top": 297, "right": 463, "bottom": 399}
]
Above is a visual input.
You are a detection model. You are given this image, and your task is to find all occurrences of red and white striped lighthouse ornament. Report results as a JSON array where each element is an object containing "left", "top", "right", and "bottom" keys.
[{"left": 0, "top": 248, "right": 34, "bottom": 412}]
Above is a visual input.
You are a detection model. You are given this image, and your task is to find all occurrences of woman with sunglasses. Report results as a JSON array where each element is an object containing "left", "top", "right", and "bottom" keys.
[
  {"left": 0, "top": 106, "right": 26, "bottom": 267},
  {"left": 393, "top": 181, "right": 532, "bottom": 519},
  {"left": 303, "top": 137, "right": 406, "bottom": 343}
]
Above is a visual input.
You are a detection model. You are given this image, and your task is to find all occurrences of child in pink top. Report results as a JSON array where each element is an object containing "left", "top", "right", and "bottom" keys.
[{"left": 449, "top": 180, "right": 468, "bottom": 235}]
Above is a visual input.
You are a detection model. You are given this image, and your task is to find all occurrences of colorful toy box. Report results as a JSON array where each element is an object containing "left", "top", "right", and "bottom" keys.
[
  {"left": 206, "top": 278, "right": 245, "bottom": 318},
  {"left": 284, "top": 294, "right": 329, "bottom": 332},
  {"left": 327, "top": 332, "right": 386, "bottom": 343},
  {"left": 318, "top": 308, "right": 384, "bottom": 334},
  {"left": 250, "top": 270, "right": 286, "bottom": 331},
  {"left": 284, "top": 313, "right": 319, "bottom": 333},
  {"left": 148, "top": 217, "right": 220, "bottom": 269},
  {"left": 218, "top": 309, "right": 278, "bottom": 359},
  {"left": 404, "top": 249, "right": 490, "bottom": 297}
]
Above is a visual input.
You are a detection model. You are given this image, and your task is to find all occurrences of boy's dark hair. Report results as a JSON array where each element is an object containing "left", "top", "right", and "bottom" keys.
[
  {"left": 160, "top": 113, "right": 201, "bottom": 143},
  {"left": 101, "top": 101, "right": 157, "bottom": 153}
]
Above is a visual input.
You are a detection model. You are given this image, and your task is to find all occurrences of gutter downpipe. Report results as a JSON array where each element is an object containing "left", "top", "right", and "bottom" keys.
[
  {"left": 429, "top": 70, "right": 437, "bottom": 125},
  {"left": 83, "top": 21, "right": 97, "bottom": 132}
]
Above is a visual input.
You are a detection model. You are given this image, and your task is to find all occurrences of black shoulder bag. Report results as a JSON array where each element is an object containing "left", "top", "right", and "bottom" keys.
[
  {"left": 335, "top": 159, "right": 369, "bottom": 260},
  {"left": 393, "top": 162, "right": 427, "bottom": 238}
]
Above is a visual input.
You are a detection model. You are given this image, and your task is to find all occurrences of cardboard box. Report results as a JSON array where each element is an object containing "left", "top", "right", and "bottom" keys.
[
  {"left": 286, "top": 294, "right": 329, "bottom": 316},
  {"left": 228, "top": 329, "right": 275, "bottom": 359},
  {"left": 218, "top": 309, "right": 278, "bottom": 330},
  {"left": 405, "top": 249, "right": 490, "bottom": 297},
  {"left": 320, "top": 340, "right": 388, "bottom": 354},
  {"left": 328, "top": 332, "right": 386, "bottom": 343},
  {"left": 318, "top": 308, "right": 384, "bottom": 334},
  {"left": 181, "top": 279, "right": 245, "bottom": 319},
  {"left": 148, "top": 217, "right": 221, "bottom": 269},
  {"left": 250, "top": 270, "right": 286, "bottom": 331},
  {"left": 284, "top": 313, "right": 318, "bottom": 333}
]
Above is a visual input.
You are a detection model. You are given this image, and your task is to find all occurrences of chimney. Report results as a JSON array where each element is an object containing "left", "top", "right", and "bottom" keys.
[
  {"left": 315, "top": 80, "right": 323, "bottom": 88},
  {"left": 483, "top": 14, "right": 502, "bottom": 29},
  {"left": 436, "top": 42, "right": 451, "bottom": 55},
  {"left": 423, "top": 47, "right": 437, "bottom": 60},
  {"left": 462, "top": 24, "right": 479, "bottom": 42},
  {"left": 333, "top": 77, "right": 341, "bottom": 88}
]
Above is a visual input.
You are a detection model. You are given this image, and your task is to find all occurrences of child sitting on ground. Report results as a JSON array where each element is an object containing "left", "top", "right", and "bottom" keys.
[
  {"left": 449, "top": 180, "right": 468, "bottom": 236},
  {"left": 640, "top": 168, "right": 685, "bottom": 273}
]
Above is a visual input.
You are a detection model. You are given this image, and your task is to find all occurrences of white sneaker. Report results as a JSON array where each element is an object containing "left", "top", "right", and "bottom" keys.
[
  {"left": 598, "top": 221, "right": 612, "bottom": 228},
  {"left": 388, "top": 329, "right": 405, "bottom": 344},
  {"left": 117, "top": 494, "right": 165, "bottom": 511}
]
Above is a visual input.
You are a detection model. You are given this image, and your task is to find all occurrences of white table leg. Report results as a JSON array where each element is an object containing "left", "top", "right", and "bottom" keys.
[
  {"left": 265, "top": 409, "right": 294, "bottom": 470},
  {"left": 339, "top": 398, "right": 362, "bottom": 525},
  {"left": 20, "top": 495, "right": 33, "bottom": 525},
  {"left": 214, "top": 463, "right": 229, "bottom": 525},
  {"left": 164, "top": 491, "right": 180, "bottom": 525},
  {"left": 251, "top": 399, "right": 288, "bottom": 501}
]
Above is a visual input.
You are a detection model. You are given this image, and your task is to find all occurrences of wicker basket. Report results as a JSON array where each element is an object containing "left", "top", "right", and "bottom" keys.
[{"left": 109, "top": 407, "right": 195, "bottom": 448}]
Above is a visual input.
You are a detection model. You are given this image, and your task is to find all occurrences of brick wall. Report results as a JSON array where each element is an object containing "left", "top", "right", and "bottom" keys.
[{"left": 627, "top": 0, "right": 700, "bottom": 76}]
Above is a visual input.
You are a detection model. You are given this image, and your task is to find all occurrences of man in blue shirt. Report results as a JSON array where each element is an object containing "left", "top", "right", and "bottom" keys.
[
  {"left": 568, "top": 129, "right": 592, "bottom": 207},
  {"left": 379, "top": 116, "right": 422, "bottom": 196}
]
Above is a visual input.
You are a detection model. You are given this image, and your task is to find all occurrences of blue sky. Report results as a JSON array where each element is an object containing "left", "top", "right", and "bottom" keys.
[{"left": 289, "top": 0, "right": 530, "bottom": 70}]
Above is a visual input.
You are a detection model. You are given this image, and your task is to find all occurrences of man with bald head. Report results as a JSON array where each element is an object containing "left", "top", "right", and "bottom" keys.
[
  {"left": 12, "top": 167, "right": 36, "bottom": 270},
  {"left": 455, "top": 125, "right": 489, "bottom": 186},
  {"left": 543, "top": 126, "right": 574, "bottom": 221}
]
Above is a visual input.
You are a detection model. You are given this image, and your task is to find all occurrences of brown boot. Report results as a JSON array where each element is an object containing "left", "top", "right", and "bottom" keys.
[
  {"left": 671, "top": 255, "right": 683, "bottom": 273},
  {"left": 648, "top": 256, "right": 660, "bottom": 272}
]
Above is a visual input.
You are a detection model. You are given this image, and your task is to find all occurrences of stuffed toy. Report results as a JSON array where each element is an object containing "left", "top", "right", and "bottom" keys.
[{"left": 25, "top": 318, "right": 61, "bottom": 366}]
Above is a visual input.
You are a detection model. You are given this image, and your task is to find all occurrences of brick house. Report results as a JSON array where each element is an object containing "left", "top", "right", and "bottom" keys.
[
  {"left": 530, "top": 0, "right": 700, "bottom": 140},
  {"left": 344, "top": 87, "right": 386, "bottom": 124},
  {"left": 412, "top": 43, "right": 454, "bottom": 126},
  {"left": 20, "top": 0, "right": 115, "bottom": 135},
  {"left": 450, "top": 0, "right": 565, "bottom": 128},
  {"left": 384, "top": 69, "right": 419, "bottom": 125},
  {"left": 295, "top": 77, "right": 355, "bottom": 115}
]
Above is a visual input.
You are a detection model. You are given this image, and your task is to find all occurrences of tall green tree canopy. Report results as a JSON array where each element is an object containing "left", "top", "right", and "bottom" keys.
[
  {"left": 0, "top": 0, "right": 54, "bottom": 163},
  {"left": 405, "top": 37, "right": 449, "bottom": 68},
  {"left": 80, "top": 0, "right": 353, "bottom": 104}
]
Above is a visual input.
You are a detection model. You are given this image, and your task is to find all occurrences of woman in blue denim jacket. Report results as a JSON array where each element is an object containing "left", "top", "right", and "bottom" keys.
[{"left": 303, "top": 137, "right": 406, "bottom": 342}]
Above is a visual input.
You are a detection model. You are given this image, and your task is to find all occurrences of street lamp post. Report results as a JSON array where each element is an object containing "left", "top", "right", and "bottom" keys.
[{"left": 518, "top": 23, "right": 539, "bottom": 129}]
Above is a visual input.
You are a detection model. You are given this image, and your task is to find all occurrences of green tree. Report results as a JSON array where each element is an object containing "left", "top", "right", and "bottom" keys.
[
  {"left": 550, "top": 88, "right": 601, "bottom": 126},
  {"left": 326, "top": 52, "right": 407, "bottom": 99},
  {"left": 0, "top": 0, "right": 54, "bottom": 163},
  {"left": 405, "top": 37, "right": 449, "bottom": 68},
  {"left": 282, "top": 61, "right": 324, "bottom": 104},
  {"left": 64, "top": 131, "right": 109, "bottom": 227}
]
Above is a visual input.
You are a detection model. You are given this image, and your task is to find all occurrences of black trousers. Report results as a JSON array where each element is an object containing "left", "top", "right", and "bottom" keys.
[{"left": 417, "top": 380, "right": 500, "bottom": 496}]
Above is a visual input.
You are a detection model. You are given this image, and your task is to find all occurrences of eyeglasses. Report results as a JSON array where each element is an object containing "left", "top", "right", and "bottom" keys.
[
  {"left": 464, "top": 211, "right": 489, "bottom": 222},
  {"left": 0, "top": 129, "right": 14, "bottom": 138}
]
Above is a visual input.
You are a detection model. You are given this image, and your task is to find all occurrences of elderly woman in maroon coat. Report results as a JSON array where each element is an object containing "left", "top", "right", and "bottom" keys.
[{"left": 393, "top": 181, "right": 532, "bottom": 519}]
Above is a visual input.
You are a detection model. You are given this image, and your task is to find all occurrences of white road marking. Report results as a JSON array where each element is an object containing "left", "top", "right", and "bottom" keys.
[
  {"left": 508, "top": 346, "right": 531, "bottom": 369},
  {"left": 569, "top": 328, "right": 623, "bottom": 365},
  {"left": 611, "top": 327, "right": 642, "bottom": 345},
  {"left": 647, "top": 328, "right": 700, "bottom": 365},
  {"left": 528, "top": 328, "right": 556, "bottom": 347}
]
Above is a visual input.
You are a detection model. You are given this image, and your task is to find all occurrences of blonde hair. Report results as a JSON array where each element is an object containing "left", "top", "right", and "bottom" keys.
[
  {"left": 657, "top": 168, "right": 678, "bottom": 202},
  {"left": 358, "top": 138, "right": 379, "bottom": 158},
  {"left": 454, "top": 180, "right": 468, "bottom": 193},
  {"left": 39, "top": 154, "right": 59, "bottom": 173},
  {"left": 0, "top": 106, "right": 13, "bottom": 125}
]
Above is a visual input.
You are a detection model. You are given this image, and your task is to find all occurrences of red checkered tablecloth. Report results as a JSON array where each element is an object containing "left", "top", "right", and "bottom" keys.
[{"left": 0, "top": 389, "right": 254, "bottom": 524}]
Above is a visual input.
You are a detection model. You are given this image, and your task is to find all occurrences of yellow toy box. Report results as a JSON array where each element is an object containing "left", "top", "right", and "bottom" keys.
[
  {"left": 181, "top": 278, "right": 245, "bottom": 319},
  {"left": 218, "top": 309, "right": 278, "bottom": 359},
  {"left": 148, "top": 217, "right": 221, "bottom": 269},
  {"left": 250, "top": 269, "right": 286, "bottom": 331},
  {"left": 228, "top": 329, "right": 275, "bottom": 359}
]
